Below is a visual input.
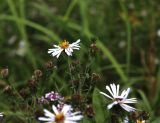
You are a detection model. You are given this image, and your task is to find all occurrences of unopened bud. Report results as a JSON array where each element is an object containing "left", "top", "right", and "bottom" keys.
[
  {"left": 34, "top": 69, "right": 43, "bottom": 78},
  {"left": 3, "top": 85, "right": 12, "bottom": 95},
  {"left": 85, "top": 105, "right": 95, "bottom": 118},
  {"left": 1, "top": 68, "right": 9, "bottom": 78},
  {"left": 90, "top": 42, "right": 99, "bottom": 54},
  {"left": 45, "top": 61, "right": 53, "bottom": 69},
  {"left": 91, "top": 73, "right": 101, "bottom": 82}
]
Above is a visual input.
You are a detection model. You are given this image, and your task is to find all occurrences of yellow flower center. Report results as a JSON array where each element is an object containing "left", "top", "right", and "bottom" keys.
[
  {"left": 136, "top": 120, "right": 145, "bottom": 123},
  {"left": 59, "top": 40, "right": 69, "bottom": 49},
  {"left": 55, "top": 113, "right": 65, "bottom": 123}
]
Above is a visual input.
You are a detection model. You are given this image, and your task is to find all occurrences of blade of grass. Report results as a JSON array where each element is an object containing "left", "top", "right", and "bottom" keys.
[
  {"left": 119, "top": 0, "right": 132, "bottom": 76},
  {"left": 0, "top": 14, "right": 61, "bottom": 42},
  {"left": 6, "top": 0, "right": 37, "bottom": 68},
  {"left": 63, "top": 0, "right": 78, "bottom": 20},
  {"left": 32, "top": 2, "right": 82, "bottom": 32},
  {"left": 78, "top": 0, "right": 92, "bottom": 37},
  {"left": 97, "top": 41, "right": 128, "bottom": 84},
  {"left": 138, "top": 90, "right": 152, "bottom": 111}
]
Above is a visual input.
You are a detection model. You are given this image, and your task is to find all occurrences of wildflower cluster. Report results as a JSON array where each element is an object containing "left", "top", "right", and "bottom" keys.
[{"left": 0, "top": 39, "right": 150, "bottom": 123}]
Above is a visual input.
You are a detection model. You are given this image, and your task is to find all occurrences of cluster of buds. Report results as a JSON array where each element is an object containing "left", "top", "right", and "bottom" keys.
[
  {"left": 28, "top": 69, "right": 43, "bottom": 92},
  {"left": 129, "top": 111, "right": 149, "bottom": 123}
]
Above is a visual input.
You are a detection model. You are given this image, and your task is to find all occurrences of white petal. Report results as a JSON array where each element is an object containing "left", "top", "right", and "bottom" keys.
[
  {"left": 65, "top": 121, "right": 77, "bottom": 123},
  {"left": 110, "top": 84, "right": 117, "bottom": 97},
  {"left": 106, "top": 85, "right": 114, "bottom": 97},
  {"left": 66, "top": 115, "right": 83, "bottom": 121},
  {"left": 120, "top": 103, "right": 136, "bottom": 112},
  {"left": 116, "top": 84, "right": 120, "bottom": 96},
  {"left": 69, "top": 40, "right": 80, "bottom": 49},
  {"left": 70, "top": 111, "right": 81, "bottom": 116},
  {"left": 56, "top": 49, "right": 63, "bottom": 58},
  {"left": 65, "top": 49, "right": 72, "bottom": 56},
  {"left": 71, "top": 39, "right": 80, "bottom": 45},
  {"left": 120, "top": 90, "right": 127, "bottom": 97},
  {"left": 44, "top": 109, "right": 54, "bottom": 118},
  {"left": 48, "top": 48, "right": 63, "bottom": 57},
  {"left": 52, "top": 105, "right": 59, "bottom": 115},
  {"left": 99, "top": 92, "right": 113, "bottom": 100},
  {"left": 123, "top": 98, "right": 137, "bottom": 104},
  {"left": 38, "top": 117, "right": 54, "bottom": 122},
  {"left": 53, "top": 45, "right": 60, "bottom": 48},
  {"left": 75, "top": 39, "right": 80, "bottom": 43},
  {"left": 107, "top": 101, "right": 118, "bottom": 109},
  {"left": 124, "top": 88, "right": 130, "bottom": 98},
  {"left": 62, "top": 105, "right": 72, "bottom": 115}
]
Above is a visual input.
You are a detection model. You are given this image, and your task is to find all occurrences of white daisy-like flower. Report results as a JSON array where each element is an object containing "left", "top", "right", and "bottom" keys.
[
  {"left": 0, "top": 112, "right": 3, "bottom": 116},
  {"left": 48, "top": 39, "right": 80, "bottom": 58},
  {"left": 38, "top": 104, "right": 83, "bottom": 123},
  {"left": 0, "top": 112, "right": 3, "bottom": 120},
  {"left": 157, "top": 29, "right": 160, "bottom": 37},
  {"left": 100, "top": 83, "right": 137, "bottom": 112}
]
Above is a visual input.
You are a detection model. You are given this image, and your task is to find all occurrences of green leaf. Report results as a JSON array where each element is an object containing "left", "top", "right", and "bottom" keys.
[
  {"left": 81, "top": 117, "right": 93, "bottom": 123},
  {"left": 138, "top": 90, "right": 152, "bottom": 111},
  {"left": 92, "top": 88, "right": 107, "bottom": 123}
]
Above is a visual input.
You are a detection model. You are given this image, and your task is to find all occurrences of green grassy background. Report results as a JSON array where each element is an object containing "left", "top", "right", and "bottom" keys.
[{"left": 0, "top": 0, "right": 160, "bottom": 122}]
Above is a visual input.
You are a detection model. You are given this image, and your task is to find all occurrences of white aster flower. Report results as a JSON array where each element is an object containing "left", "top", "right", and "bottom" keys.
[
  {"left": 157, "top": 29, "right": 160, "bottom": 37},
  {"left": 0, "top": 112, "right": 3, "bottom": 119},
  {"left": 100, "top": 83, "right": 137, "bottom": 112},
  {"left": 48, "top": 39, "right": 80, "bottom": 58},
  {"left": 38, "top": 104, "right": 83, "bottom": 123}
]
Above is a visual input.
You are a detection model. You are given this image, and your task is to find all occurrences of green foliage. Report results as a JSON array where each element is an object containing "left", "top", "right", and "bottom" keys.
[{"left": 92, "top": 88, "right": 108, "bottom": 123}]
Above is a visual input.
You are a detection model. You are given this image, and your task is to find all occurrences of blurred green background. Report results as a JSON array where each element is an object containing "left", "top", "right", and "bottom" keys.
[{"left": 0, "top": 0, "right": 160, "bottom": 122}]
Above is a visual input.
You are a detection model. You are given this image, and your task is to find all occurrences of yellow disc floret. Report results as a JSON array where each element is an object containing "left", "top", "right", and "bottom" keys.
[
  {"left": 55, "top": 113, "right": 65, "bottom": 123},
  {"left": 59, "top": 40, "right": 69, "bottom": 49},
  {"left": 136, "top": 120, "right": 145, "bottom": 123}
]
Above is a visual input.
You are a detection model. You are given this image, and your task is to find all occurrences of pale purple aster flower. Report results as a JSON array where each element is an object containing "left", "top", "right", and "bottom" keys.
[{"left": 45, "top": 91, "right": 64, "bottom": 102}]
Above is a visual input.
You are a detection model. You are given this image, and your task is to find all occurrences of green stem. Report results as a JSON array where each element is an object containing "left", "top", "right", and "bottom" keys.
[{"left": 64, "top": 0, "right": 78, "bottom": 20}]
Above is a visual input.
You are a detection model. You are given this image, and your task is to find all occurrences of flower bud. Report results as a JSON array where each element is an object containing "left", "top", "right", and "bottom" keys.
[
  {"left": 34, "top": 69, "right": 43, "bottom": 78},
  {"left": 0, "top": 68, "right": 9, "bottom": 78}
]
